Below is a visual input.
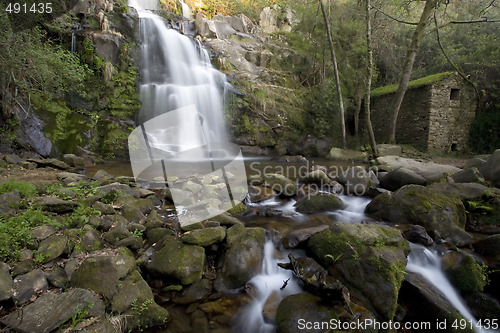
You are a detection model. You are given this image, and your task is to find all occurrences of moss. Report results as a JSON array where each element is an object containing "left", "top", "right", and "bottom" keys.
[
  {"left": 371, "top": 72, "right": 455, "bottom": 98},
  {"left": 445, "top": 255, "right": 487, "bottom": 293}
]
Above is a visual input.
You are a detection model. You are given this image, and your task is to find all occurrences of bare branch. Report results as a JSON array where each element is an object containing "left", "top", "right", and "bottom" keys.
[{"left": 371, "top": 5, "right": 419, "bottom": 25}]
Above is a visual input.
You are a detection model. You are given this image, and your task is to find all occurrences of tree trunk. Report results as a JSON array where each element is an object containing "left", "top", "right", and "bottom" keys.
[
  {"left": 319, "top": 0, "right": 346, "bottom": 149},
  {"left": 388, "top": 0, "right": 439, "bottom": 144},
  {"left": 364, "top": 0, "right": 378, "bottom": 158}
]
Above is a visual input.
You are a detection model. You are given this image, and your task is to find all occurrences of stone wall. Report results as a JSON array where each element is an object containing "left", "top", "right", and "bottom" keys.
[{"left": 368, "top": 74, "right": 476, "bottom": 152}]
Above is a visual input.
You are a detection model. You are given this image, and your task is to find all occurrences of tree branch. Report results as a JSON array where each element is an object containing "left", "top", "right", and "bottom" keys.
[{"left": 371, "top": 5, "right": 418, "bottom": 25}]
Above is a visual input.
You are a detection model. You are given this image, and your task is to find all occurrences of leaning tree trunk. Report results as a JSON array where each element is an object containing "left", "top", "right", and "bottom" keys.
[
  {"left": 319, "top": 0, "right": 346, "bottom": 149},
  {"left": 388, "top": 0, "right": 439, "bottom": 144},
  {"left": 364, "top": 0, "right": 378, "bottom": 158}
]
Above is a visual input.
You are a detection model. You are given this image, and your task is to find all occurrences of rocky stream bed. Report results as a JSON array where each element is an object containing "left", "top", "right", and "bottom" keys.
[{"left": 0, "top": 149, "right": 499, "bottom": 333}]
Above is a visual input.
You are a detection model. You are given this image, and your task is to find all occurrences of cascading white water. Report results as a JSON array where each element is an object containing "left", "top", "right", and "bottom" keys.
[
  {"left": 130, "top": 0, "right": 228, "bottom": 151},
  {"left": 407, "top": 243, "right": 489, "bottom": 333},
  {"left": 235, "top": 240, "right": 302, "bottom": 333}
]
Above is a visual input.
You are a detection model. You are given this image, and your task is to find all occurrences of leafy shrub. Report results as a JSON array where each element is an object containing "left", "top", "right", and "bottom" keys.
[
  {"left": 0, "top": 180, "right": 38, "bottom": 200},
  {"left": 470, "top": 109, "right": 500, "bottom": 153}
]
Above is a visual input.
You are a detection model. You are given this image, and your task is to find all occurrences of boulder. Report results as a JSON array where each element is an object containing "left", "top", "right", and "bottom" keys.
[
  {"left": 1, "top": 288, "right": 105, "bottom": 333},
  {"left": 92, "top": 169, "right": 114, "bottom": 182},
  {"left": 327, "top": 147, "right": 368, "bottom": 162},
  {"left": 180, "top": 227, "right": 226, "bottom": 247},
  {"left": 294, "top": 193, "right": 345, "bottom": 213},
  {"left": 276, "top": 293, "right": 337, "bottom": 333},
  {"left": 300, "top": 170, "right": 334, "bottom": 186},
  {"left": 283, "top": 225, "right": 329, "bottom": 248},
  {"left": 12, "top": 269, "right": 48, "bottom": 304},
  {"left": 46, "top": 266, "right": 69, "bottom": 289},
  {"left": 215, "top": 224, "right": 266, "bottom": 290},
  {"left": 450, "top": 167, "right": 486, "bottom": 185},
  {"left": 401, "top": 225, "right": 434, "bottom": 247},
  {"left": 0, "top": 262, "right": 13, "bottom": 301},
  {"left": 0, "top": 190, "right": 21, "bottom": 214},
  {"left": 262, "top": 173, "right": 296, "bottom": 197},
  {"left": 308, "top": 223, "right": 410, "bottom": 320},
  {"left": 172, "top": 279, "right": 213, "bottom": 305},
  {"left": 366, "top": 185, "right": 472, "bottom": 246},
  {"left": 148, "top": 236, "right": 205, "bottom": 285},
  {"left": 36, "top": 234, "right": 69, "bottom": 263},
  {"left": 62, "top": 153, "right": 85, "bottom": 168},
  {"left": 375, "top": 156, "right": 460, "bottom": 182},
  {"left": 479, "top": 149, "right": 500, "bottom": 187},
  {"left": 376, "top": 144, "right": 402, "bottom": 157},
  {"left": 95, "top": 182, "right": 141, "bottom": 198},
  {"left": 379, "top": 167, "right": 426, "bottom": 191},
  {"left": 34, "top": 196, "right": 78, "bottom": 213},
  {"left": 399, "top": 273, "right": 475, "bottom": 333},
  {"left": 4, "top": 153, "right": 23, "bottom": 164},
  {"left": 71, "top": 248, "right": 136, "bottom": 299},
  {"left": 248, "top": 185, "right": 277, "bottom": 203},
  {"left": 473, "top": 234, "right": 500, "bottom": 259},
  {"left": 27, "top": 158, "right": 70, "bottom": 170},
  {"left": 337, "top": 166, "right": 373, "bottom": 195},
  {"left": 441, "top": 251, "right": 486, "bottom": 294},
  {"left": 110, "top": 270, "right": 170, "bottom": 330}
]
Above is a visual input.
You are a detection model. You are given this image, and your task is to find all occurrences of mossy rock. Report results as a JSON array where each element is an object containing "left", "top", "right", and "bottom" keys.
[
  {"left": 70, "top": 248, "right": 136, "bottom": 299},
  {"left": 441, "top": 252, "right": 486, "bottom": 293},
  {"left": 215, "top": 225, "right": 266, "bottom": 290},
  {"left": 111, "top": 270, "right": 170, "bottom": 330},
  {"left": 148, "top": 236, "right": 205, "bottom": 285},
  {"left": 36, "top": 234, "right": 69, "bottom": 264},
  {"left": 262, "top": 173, "right": 296, "bottom": 197},
  {"left": 294, "top": 193, "right": 345, "bottom": 213},
  {"left": 366, "top": 185, "right": 472, "bottom": 246},
  {"left": 227, "top": 201, "right": 247, "bottom": 216},
  {"left": 180, "top": 227, "right": 226, "bottom": 247},
  {"left": 308, "top": 223, "right": 410, "bottom": 320},
  {"left": 276, "top": 293, "right": 337, "bottom": 333}
]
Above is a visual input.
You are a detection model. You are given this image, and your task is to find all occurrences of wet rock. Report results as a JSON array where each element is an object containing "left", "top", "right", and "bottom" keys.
[
  {"left": 366, "top": 185, "right": 472, "bottom": 246},
  {"left": 36, "top": 234, "right": 69, "bottom": 263},
  {"left": 479, "top": 149, "right": 500, "bottom": 187},
  {"left": 1, "top": 288, "right": 105, "bottom": 333},
  {"left": 34, "top": 196, "right": 78, "bottom": 213},
  {"left": 215, "top": 224, "right": 266, "bottom": 290},
  {"left": 463, "top": 292, "right": 500, "bottom": 321},
  {"left": 262, "top": 173, "right": 296, "bottom": 197},
  {"left": 172, "top": 279, "right": 213, "bottom": 305},
  {"left": 338, "top": 166, "right": 373, "bottom": 196},
  {"left": 27, "top": 158, "right": 70, "bottom": 170},
  {"left": 276, "top": 293, "right": 337, "bottom": 333},
  {"left": 0, "top": 190, "right": 21, "bottom": 214},
  {"left": 399, "top": 273, "right": 475, "bottom": 333},
  {"left": 13, "top": 269, "right": 48, "bottom": 304},
  {"left": 283, "top": 225, "right": 329, "bottom": 248},
  {"left": 148, "top": 236, "right": 205, "bottom": 285},
  {"left": 110, "top": 270, "right": 170, "bottom": 330},
  {"left": 379, "top": 167, "right": 426, "bottom": 191},
  {"left": 441, "top": 251, "right": 486, "bottom": 294},
  {"left": 294, "top": 193, "right": 345, "bottom": 213},
  {"left": 0, "top": 262, "right": 13, "bottom": 301},
  {"left": 402, "top": 225, "right": 434, "bottom": 246},
  {"left": 248, "top": 185, "right": 277, "bottom": 203},
  {"left": 181, "top": 226, "right": 226, "bottom": 247},
  {"left": 263, "top": 290, "right": 281, "bottom": 323},
  {"left": 308, "top": 223, "right": 410, "bottom": 320},
  {"left": 210, "top": 212, "right": 244, "bottom": 226},
  {"left": 450, "top": 167, "right": 486, "bottom": 184},
  {"left": 62, "top": 153, "right": 85, "bottom": 168},
  {"left": 46, "top": 266, "right": 69, "bottom": 289},
  {"left": 70, "top": 248, "right": 136, "bottom": 299}
]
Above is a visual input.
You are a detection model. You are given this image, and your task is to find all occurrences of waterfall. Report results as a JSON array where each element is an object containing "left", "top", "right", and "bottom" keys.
[
  {"left": 406, "top": 243, "right": 488, "bottom": 333},
  {"left": 130, "top": 1, "right": 228, "bottom": 146},
  {"left": 235, "top": 240, "right": 302, "bottom": 333}
]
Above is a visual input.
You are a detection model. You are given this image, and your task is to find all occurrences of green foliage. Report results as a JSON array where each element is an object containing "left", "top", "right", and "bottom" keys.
[
  {"left": 470, "top": 110, "right": 500, "bottom": 153},
  {"left": 0, "top": 180, "right": 38, "bottom": 200},
  {"left": 131, "top": 298, "right": 153, "bottom": 316}
]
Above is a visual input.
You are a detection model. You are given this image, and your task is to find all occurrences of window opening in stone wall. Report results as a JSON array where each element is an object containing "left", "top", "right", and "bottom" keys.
[{"left": 450, "top": 88, "right": 460, "bottom": 101}]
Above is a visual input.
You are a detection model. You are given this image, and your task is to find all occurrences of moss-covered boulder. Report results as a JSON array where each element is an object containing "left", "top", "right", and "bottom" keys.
[
  {"left": 111, "top": 270, "right": 170, "bottom": 331},
  {"left": 147, "top": 236, "right": 205, "bottom": 285},
  {"left": 36, "top": 234, "right": 69, "bottom": 264},
  {"left": 70, "top": 248, "right": 136, "bottom": 299},
  {"left": 215, "top": 224, "right": 266, "bottom": 290},
  {"left": 180, "top": 227, "right": 226, "bottom": 246},
  {"left": 441, "top": 251, "right": 486, "bottom": 294},
  {"left": 294, "top": 193, "right": 345, "bottom": 213},
  {"left": 262, "top": 173, "right": 296, "bottom": 197},
  {"left": 276, "top": 293, "right": 337, "bottom": 333},
  {"left": 366, "top": 185, "right": 472, "bottom": 246},
  {"left": 308, "top": 223, "right": 410, "bottom": 320},
  {"left": 34, "top": 196, "right": 78, "bottom": 213},
  {"left": 0, "top": 262, "right": 13, "bottom": 302}
]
